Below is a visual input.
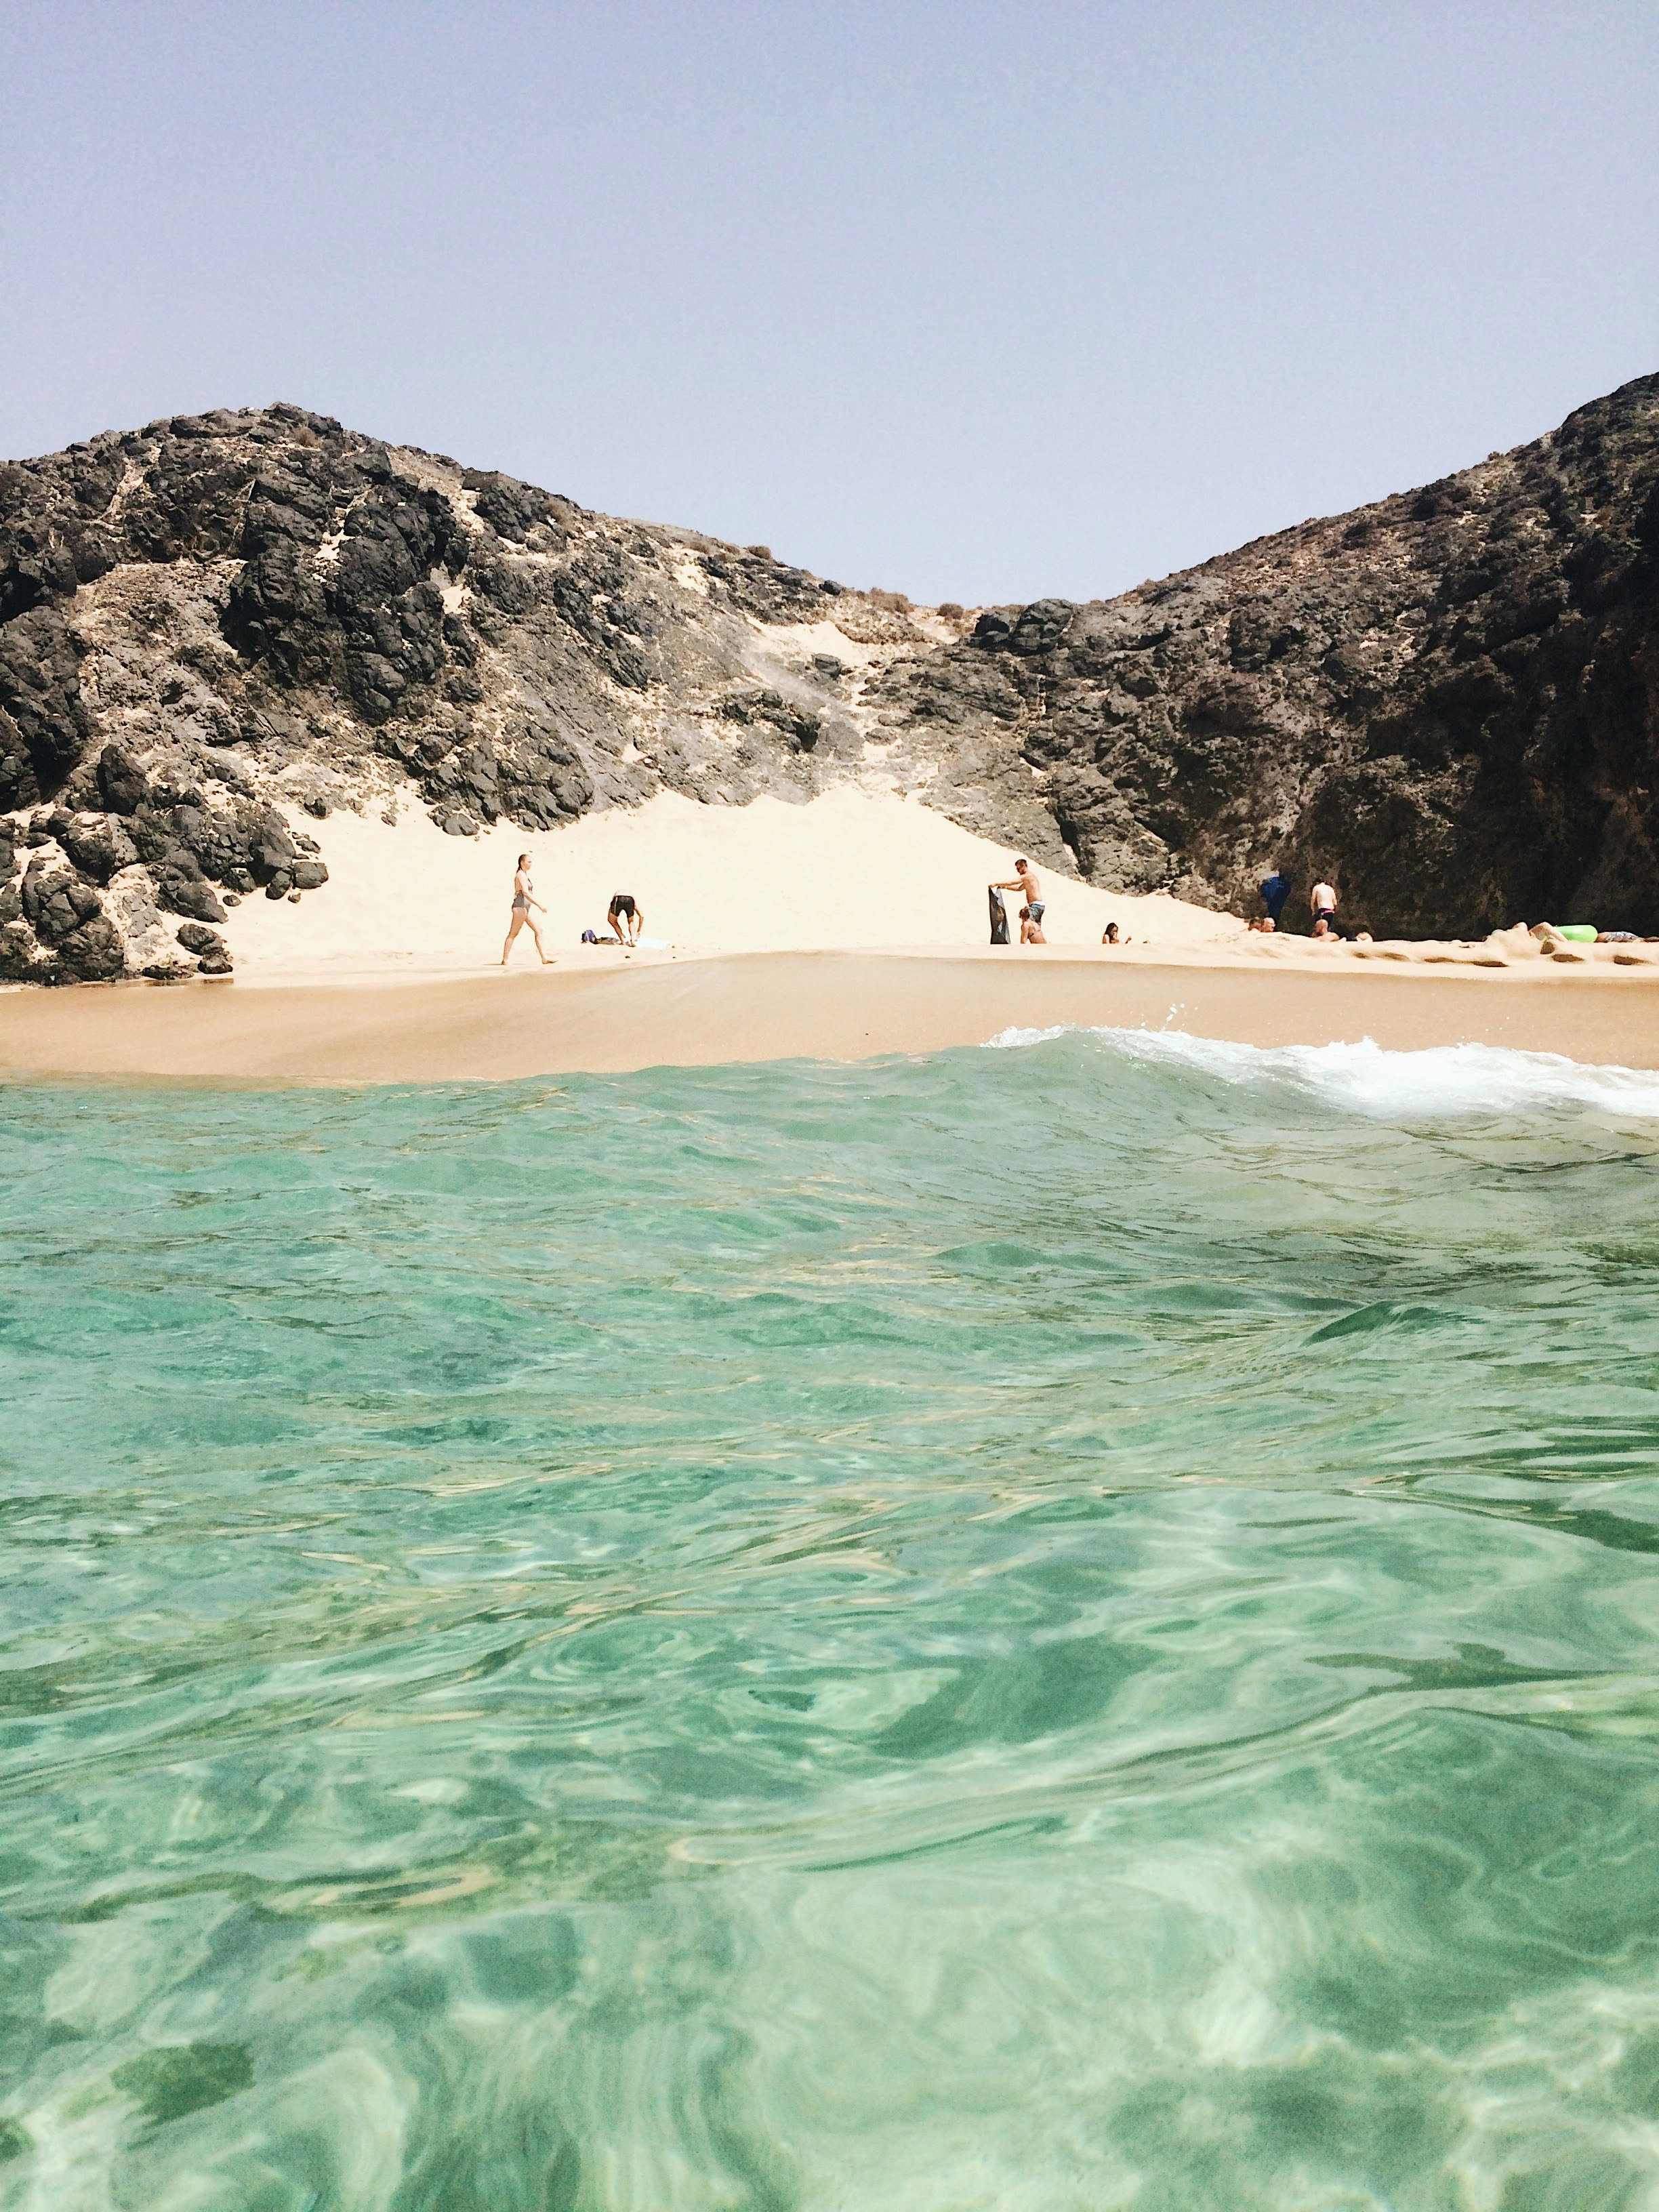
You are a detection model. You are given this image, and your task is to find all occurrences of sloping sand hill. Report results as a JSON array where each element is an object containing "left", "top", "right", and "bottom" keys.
[{"left": 217, "top": 785, "right": 1239, "bottom": 977}]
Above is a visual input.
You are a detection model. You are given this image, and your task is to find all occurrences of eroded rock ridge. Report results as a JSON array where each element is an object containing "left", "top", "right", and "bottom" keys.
[{"left": 873, "top": 371, "right": 1659, "bottom": 937}]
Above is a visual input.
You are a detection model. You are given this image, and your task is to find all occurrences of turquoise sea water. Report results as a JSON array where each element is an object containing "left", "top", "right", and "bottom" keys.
[{"left": 5, "top": 1027, "right": 1659, "bottom": 2209}]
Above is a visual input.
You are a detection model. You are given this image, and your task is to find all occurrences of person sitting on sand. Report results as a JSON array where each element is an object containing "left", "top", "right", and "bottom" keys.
[
  {"left": 501, "top": 854, "right": 553, "bottom": 966},
  {"left": 1310, "top": 878, "right": 1338, "bottom": 935},
  {"left": 607, "top": 892, "right": 644, "bottom": 945},
  {"left": 1019, "top": 903, "right": 1046, "bottom": 944},
  {"left": 1102, "top": 922, "right": 1130, "bottom": 945},
  {"left": 992, "top": 859, "right": 1043, "bottom": 941}
]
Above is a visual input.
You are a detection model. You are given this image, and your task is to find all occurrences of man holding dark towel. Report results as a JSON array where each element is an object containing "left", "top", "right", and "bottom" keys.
[
  {"left": 991, "top": 859, "right": 1044, "bottom": 944},
  {"left": 1260, "top": 865, "right": 1290, "bottom": 927}
]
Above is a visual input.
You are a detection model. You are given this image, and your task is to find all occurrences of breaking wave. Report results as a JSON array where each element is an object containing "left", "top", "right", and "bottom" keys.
[{"left": 986, "top": 1023, "right": 1659, "bottom": 1119}]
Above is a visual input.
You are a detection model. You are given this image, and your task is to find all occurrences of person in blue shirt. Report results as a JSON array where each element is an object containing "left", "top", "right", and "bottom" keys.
[{"left": 1259, "top": 866, "right": 1290, "bottom": 928}]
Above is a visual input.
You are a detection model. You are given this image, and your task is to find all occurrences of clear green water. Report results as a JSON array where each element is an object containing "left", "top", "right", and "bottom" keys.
[{"left": 5, "top": 1027, "right": 1659, "bottom": 2211}]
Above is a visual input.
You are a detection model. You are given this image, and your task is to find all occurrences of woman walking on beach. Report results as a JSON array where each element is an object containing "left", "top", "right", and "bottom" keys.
[{"left": 501, "top": 854, "right": 554, "bottom": 966}]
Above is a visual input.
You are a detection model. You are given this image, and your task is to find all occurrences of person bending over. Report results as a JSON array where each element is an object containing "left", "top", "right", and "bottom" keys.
[
  {"left": 501, "top": 854, "right": 553, "bottom": 966},
  {"left": 1309, "top": 878, "right": 1339, "bottom": 936},
  {"left": 608, "top": 892, "right": 644, "bottom": 945},
  {"left": 993, "top": 859, "right": 1043, "bottom": 942}
]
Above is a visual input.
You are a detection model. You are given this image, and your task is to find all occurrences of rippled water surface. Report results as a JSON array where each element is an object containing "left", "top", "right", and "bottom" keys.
[{"left": 5, "top": 1029, "right": 1659, "bottom": 2209}]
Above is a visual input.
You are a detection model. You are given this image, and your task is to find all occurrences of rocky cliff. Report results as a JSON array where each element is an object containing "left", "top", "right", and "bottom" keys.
[
  {"left": 2, "top": 375, "right": 1656, "bottom": 981},
  {"left": 872, "top": 370, "right": 1659, "bottom": 939}
]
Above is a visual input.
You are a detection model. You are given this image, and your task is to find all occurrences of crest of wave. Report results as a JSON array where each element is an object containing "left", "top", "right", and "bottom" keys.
[{"left": 985, "top": 1027, "right": 1659, "bottom": 1121}]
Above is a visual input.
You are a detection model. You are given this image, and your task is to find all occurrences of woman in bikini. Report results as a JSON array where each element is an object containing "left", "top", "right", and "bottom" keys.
[{"left": 501, "top": 854, "right": 553, "bottom": 966}]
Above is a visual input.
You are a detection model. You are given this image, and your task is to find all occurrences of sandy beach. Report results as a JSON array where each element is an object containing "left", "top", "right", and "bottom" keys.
[
  {"left": 5, "top": 789, "right": 1657, "bottom": 1080},
  {"left": 2, "top": 949, "right": 1655, "bottom": 1082}
]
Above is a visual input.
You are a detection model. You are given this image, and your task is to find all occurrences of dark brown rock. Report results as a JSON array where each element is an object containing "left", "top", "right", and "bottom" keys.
[
  {"left": 155, "top": 868, "right": 227, "bottom": 924},
  {"left": 868, "top": 374, "right": 1659, "bottom": 934},
  {"left": 96, "top": 743, "right": 150, "bottom": 815},
  {"left": 174, "top": 920, "right": 224, "bottom": 954},
  {"left": 56, "top": 813, "right": 138, "bottom": 883}
]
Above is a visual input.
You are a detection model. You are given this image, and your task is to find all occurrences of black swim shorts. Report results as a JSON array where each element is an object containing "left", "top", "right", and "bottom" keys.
[{"left": 609, "top": 895, "right": 636, "bottom": 918}]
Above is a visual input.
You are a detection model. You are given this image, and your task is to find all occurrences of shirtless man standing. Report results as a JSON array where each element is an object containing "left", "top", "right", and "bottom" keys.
[
  {"left": 992, "top": 859, "right": 1044, "bottom": 943},
  {"left": 1309, "top": 878, "right": 1339, "bottom": 937}
]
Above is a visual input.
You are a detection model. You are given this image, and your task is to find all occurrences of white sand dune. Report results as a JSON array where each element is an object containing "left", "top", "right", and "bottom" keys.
[{"left": 219, "top": 786, "right": 1240, "bottom": 979}]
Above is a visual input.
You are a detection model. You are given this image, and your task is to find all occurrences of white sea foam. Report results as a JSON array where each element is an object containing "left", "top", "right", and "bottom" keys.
[{"left": 983, "top": 1025, "right": 1659, "bottom": 1118}]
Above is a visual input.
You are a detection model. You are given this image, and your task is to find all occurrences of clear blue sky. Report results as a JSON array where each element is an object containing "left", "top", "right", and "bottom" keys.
[{"left": 3, "top": 1, "right": 1656, "bottom": 605}]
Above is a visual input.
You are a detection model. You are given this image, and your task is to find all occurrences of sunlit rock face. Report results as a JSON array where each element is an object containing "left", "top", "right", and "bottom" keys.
[{"left": 868, "top": 373, "right": 1659, "bottom": 937}]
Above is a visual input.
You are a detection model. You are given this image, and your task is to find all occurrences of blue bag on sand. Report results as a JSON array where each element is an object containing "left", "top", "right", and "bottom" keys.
[{"left": 581, "top": 929, "right": 598, "bottom": 943}]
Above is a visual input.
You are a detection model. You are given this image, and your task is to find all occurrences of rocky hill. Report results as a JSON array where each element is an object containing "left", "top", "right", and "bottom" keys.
[
  {"left": 2, "top": 375, "right": 1656, "bottom": 980},
  {"left": 874, "top": 370, "right": 1659, "bottom": 939}
]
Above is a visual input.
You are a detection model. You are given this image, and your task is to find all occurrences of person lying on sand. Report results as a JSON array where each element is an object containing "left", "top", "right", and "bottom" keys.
[
  {"left": 607, "top": 893, "right": 644, "bottom": 945},
  {"left": 1019, "top": 903, "right": 1046, "bottom": 943},
  {"left": 501, "top": 854, "right": 553, "bottom": 966},
  {"left": 992, "top": 859, "right": 1043, "bottom": 941}
]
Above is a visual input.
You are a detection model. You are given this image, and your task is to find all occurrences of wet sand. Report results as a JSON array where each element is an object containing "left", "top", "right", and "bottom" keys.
[{"left": 4, "top": 948, "right": 1657, "bottom": 1083}]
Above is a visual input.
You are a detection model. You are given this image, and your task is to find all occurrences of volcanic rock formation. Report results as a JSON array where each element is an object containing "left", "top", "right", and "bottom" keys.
[
  {"left": 872, "top": 371, "right": 1659, "bottom": 938},
  {"left": 1, "top": 375, "right": 1656, "bottom": 979}
]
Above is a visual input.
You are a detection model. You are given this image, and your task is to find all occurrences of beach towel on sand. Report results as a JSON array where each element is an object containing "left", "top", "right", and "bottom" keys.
[{"left": 989, "top": 887, "right": 1009, "bottom": 945}]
